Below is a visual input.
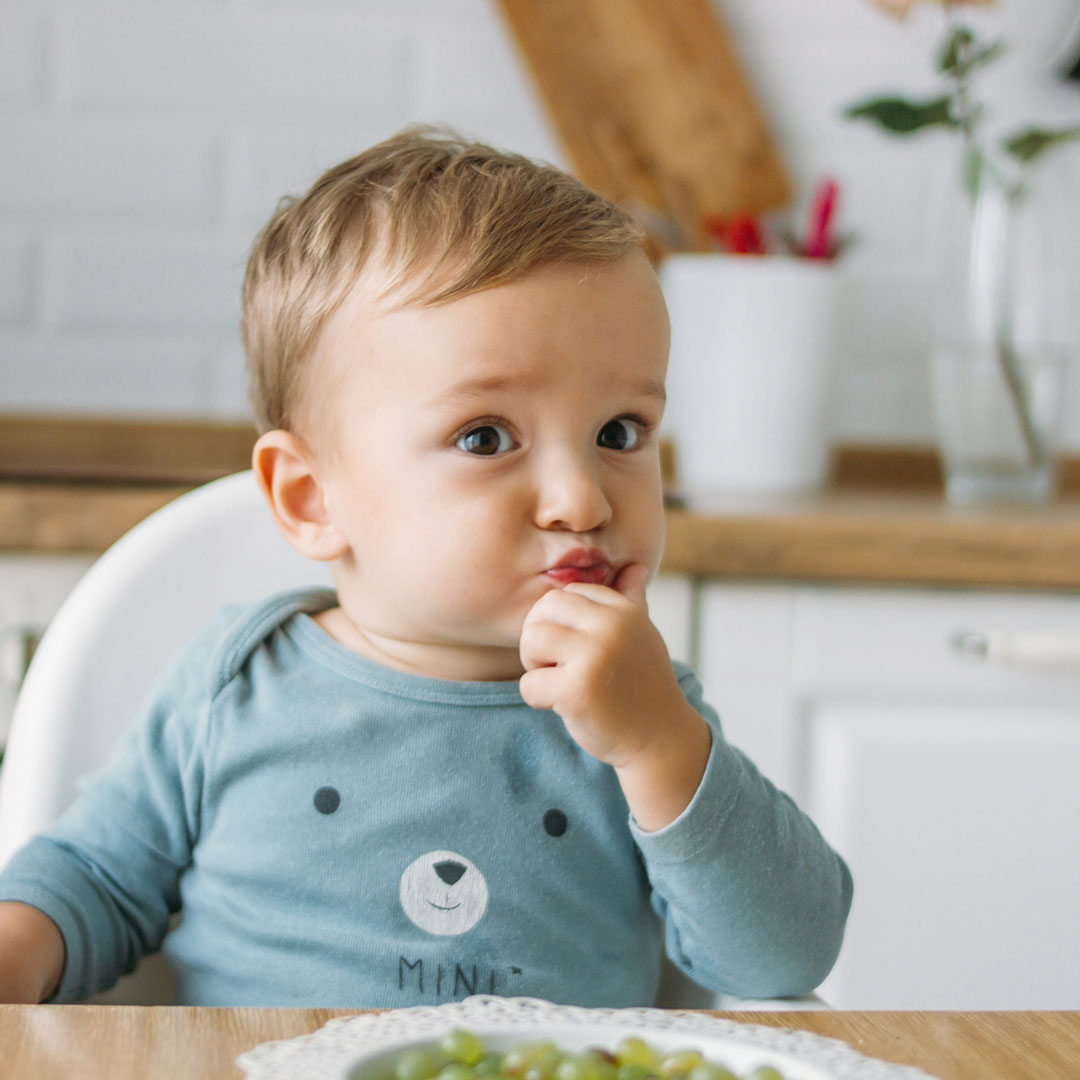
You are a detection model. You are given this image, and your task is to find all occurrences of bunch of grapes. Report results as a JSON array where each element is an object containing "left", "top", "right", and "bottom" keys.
[{"left": 373, "top": 1029, "right": 786, "bottom": 1080}]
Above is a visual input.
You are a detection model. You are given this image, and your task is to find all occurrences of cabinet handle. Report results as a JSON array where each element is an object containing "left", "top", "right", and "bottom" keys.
[{"left": 951, "top": 629, "right": 1080, "bottom": 669}]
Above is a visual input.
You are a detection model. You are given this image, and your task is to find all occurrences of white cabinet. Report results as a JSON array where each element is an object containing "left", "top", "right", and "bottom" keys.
[
  {"left": 647, "top": 572, "right": 695, "bottom": 667},
  {"left": 810, "top": 699, "right": 1080, "bottom": 1009},
  {"left": 696, "top": 581, "right": 1080, "bottom": 1010}
]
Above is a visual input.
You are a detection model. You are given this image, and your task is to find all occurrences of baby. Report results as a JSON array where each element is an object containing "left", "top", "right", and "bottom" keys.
[{"left": 0, "top": 128, "right": 851, "bottom": 1006}]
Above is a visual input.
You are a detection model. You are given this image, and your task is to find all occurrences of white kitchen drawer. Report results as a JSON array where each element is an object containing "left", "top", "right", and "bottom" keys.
[{"left": 792, "top": 585, "right": 1080, "bottom": 696}]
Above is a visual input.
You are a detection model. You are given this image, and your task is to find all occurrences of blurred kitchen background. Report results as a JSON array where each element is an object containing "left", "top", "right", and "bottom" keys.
[
  {"left": 3, "top": 0, "right": 1080, "bottom": 1013},
  {"left": 0, "top": 0, "right": 1077, "bottom": 443}
]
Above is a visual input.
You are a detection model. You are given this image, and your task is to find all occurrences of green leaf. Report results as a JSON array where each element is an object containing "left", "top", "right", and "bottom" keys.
[
  {"left": 937, "top": 26, "right": 1005, "bottom": 77},
  {"left": 844, "top": 95, "right": 958, "bottom": 135},
  {"left": 938, "top": 27, "right": 974, "bottom": 74},
  {"left": 1001, "top": 126, "right": 1080, "bottom": 164},
  {"left": 966, "top": 40, "right": 1006, "bottom": 73}
]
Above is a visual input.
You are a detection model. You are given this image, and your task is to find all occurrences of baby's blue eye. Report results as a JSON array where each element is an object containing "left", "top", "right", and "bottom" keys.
[
  {"left": 456, "top": 424, "right": 515, "bottom": 456},
  {"left": 597, "top": 418, "right": 641, "bottom": 451}
]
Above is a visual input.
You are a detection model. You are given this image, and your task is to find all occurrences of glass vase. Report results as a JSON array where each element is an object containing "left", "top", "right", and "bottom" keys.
[{"left": 930, "top": 157, "right": 1072, "bottom": 504}]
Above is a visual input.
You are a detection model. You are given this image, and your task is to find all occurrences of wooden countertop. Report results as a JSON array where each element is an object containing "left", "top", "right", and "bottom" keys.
[
  {"left": 0, "top": 1006, "right": 1077, "bottom": 1080},
  {"left": 5, "top": 416, "right": 1080, "bottom": 590},
  {"left": 6, "top": 479, "right": 1080, "bottom": 590},
  {"left": 662, "top": 491, "right": 1080, "bottom": 590}
]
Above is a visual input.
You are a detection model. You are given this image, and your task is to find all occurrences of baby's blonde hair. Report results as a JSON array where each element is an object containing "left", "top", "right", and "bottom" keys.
[{"left": 242, "top": 126, "right": 646, "bottom": 435}]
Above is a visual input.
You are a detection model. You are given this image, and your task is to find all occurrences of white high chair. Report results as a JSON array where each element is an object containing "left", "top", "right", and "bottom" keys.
[
  {"left": 0, "top": 471, "right": 822, "bottom": 1008},
  {"left": 0, "top": 471, "right": 329, "bottom": 1002}
]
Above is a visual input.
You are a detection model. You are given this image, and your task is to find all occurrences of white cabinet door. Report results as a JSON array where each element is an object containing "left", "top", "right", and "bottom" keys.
[
  {"left": 807, "top": 699, "right": 1080, "bottom": 1009},
  {"left": 696, "top": 581, "right": 1080, "bottom": 1009}
]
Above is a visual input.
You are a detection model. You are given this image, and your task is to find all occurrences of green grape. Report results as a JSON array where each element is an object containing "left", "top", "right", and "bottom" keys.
[
  {"left": 555, "top": 1052, "right": 620, "bottom": 1080},
  {"left": 554, "top": 1054, "right": 589, "bottom": 1080},
  {"left": 379, "top": 1031, "right": 781, "bottom": 1080},
  {"left": 522, "top": 1048, "right": 564, "bottom": 1080},
  {"left": 659, "top": 1051, "right": 705, "bottom": 1078},
  {"left": 440, "top": 1030, "right": 487, "bottom": 1067},
  {"left": 616, "top": 1064, "right": 658, "bottom": 1080},
  {"left": 525, "top": 1044, "right": 569, "bottom": 1080},
  {"left": 502, "top": 1048, "right": 530, "bottom": 1077},
  {"left": 504, "top": 1042, "right": 560, "bottom": 1077},
  {"left": 613, "top": 1039, "right": 657, "bottom": 1069},
  {"left": 687, "top": 1064, "right": 737, "bottom": 1080},
  {"left": 583, "top": 1051, "right": 617, "bottom": 1080},
  {"left": 395, "top": 1049, "right": 440, "bottom": 1080},
  {"left": 554, "top": 1053, "right": 599, "bottom": 1080},
  {"left": 437, "top": 1065, "right": 476, "bottom": 1080}
]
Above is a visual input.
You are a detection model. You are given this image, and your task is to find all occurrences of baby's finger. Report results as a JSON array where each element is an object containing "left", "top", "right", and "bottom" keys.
[
  {"left": 525, "top": 585, "right": 608, "bottom": 630},
  {"left": 560, "top": 576, "right": 644, "bottom": 612},
  {"left": 519, "top": 619, "right": 580, "bottom": 673},
  {"left": 518, "top": 664, "right": 562, "bottom": 712}
]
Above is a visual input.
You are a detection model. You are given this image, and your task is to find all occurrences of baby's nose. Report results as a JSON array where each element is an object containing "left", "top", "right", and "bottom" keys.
[{"left": 534, "top": 453, "right": 612, "bottom": 533}]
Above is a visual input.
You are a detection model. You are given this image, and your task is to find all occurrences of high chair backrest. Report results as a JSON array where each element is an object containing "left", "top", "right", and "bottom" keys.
[{"left": 0, "top": 470, "right": 330, "bottom": 870}]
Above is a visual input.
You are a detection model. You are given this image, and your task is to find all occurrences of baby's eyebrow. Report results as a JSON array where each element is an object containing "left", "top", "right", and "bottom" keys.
[
  {"left": 434, "top": 374, "right": 526, "bottom": 403},
  {"left": 633, "top": 379, "right": 667, "bottom": 404},
  {"left": 430, "top": 374, "right": 666, "bottom": 407}
]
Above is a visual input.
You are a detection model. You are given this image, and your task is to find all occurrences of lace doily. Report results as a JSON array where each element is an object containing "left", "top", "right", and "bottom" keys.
[{"left": 236, "top": 996, "right": 939, "bottom": 1080}]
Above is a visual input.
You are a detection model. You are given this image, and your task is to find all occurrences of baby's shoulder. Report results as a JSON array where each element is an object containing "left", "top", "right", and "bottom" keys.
[{"left": 180, "top": 586, "right": 337, "bottom": 700}]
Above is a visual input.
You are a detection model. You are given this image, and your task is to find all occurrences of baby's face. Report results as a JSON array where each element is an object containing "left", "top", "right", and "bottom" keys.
[{"left": 312, "top": 250, "right": 670, "bottom": 680}]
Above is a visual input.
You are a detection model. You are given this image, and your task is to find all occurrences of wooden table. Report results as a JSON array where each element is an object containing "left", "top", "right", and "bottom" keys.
[{"left": 0, "top": 1007, "right": 1077, "bottom": 1080}]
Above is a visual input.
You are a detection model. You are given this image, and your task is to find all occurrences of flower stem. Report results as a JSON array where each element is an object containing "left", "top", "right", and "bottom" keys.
[
  {"left": 942, "top": 10, "right": 1043, "bottom": 470},
  {"left": 996, "top": 337, "right": 1045, "bottom": 466}
]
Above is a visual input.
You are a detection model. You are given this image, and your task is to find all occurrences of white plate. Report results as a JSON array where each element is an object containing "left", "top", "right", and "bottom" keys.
[{"left": 236, "top": 997, "right": 939, "bottom": 1080}]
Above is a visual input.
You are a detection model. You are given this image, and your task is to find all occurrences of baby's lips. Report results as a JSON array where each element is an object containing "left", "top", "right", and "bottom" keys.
[
  {"left": 544, "top": 565, "right": 611, "bottom": 586},
  {"left": 544, "top": 545, "right": 613, "bottom": 586}
]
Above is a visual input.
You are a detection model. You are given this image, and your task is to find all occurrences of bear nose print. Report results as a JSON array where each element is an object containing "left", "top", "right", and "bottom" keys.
[
  {"left": 313, "top": 786, "right": 341, "bottom": 815},
  {"left": 434, "top": 859, "right": 467, "bottom": 886},
  {"left": 543, "top": 808, "right": 568, "bottom": 837}
]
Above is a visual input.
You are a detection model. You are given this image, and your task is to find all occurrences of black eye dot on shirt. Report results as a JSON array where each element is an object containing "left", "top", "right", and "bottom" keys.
[
  {"left": 543, "top": 808, "right": 568, "bottom": 837},
  {"left": 314, "top": 786, "right": 341, "bottom": 815}
]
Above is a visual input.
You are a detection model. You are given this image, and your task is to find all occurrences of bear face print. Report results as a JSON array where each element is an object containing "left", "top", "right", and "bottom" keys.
[{"left": 399, "top": 850, "right": 489, "bottom": 935}]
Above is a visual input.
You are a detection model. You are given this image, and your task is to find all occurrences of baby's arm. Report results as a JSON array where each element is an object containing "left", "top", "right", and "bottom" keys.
[
  {"left": 0, "top": 902, "right": 64, "bottom": 1003},
  {"left": 518, "top": 563, "right": 710, "bottom": 830},
  {"left": 0, "top": 608, "right": 227, "bottom": 1001},
  {"left": 520, "top": 568, "right": 852, "bottom": 997}
]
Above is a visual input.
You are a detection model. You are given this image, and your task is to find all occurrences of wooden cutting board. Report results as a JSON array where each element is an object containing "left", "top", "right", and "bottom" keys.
[{"left": 494, "top": 0, "right": 791, "bottom": 251}]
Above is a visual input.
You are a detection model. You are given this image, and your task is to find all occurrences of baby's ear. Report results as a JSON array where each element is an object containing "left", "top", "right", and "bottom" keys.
[{"left": 252, "top": 430, "right": 348, "bottom": 562}]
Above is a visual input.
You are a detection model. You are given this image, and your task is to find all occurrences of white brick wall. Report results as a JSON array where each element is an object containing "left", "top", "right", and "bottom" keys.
[{"left": 0, "top": 0, "right": 1078, "bottom": 444}]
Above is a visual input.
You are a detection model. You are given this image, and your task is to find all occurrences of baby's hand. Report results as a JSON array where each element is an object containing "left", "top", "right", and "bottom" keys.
[{"left": 518, "top": 564, "right": 686, "bottom": 768}]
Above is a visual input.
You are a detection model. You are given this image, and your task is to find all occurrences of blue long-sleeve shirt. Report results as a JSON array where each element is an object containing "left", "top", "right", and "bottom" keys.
[{"left": 0, "top": 588, "right": 851, "bottom": 1005}]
